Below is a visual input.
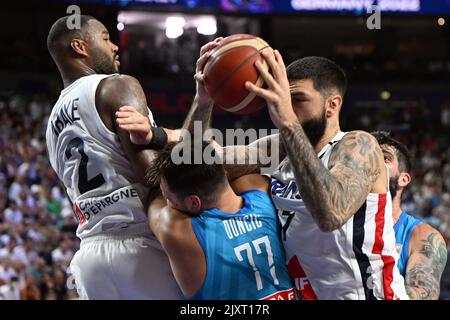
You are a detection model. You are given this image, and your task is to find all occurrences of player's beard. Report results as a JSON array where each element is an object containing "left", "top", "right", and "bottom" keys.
[
  {"left": 301, "top": 106, "right": 327, "bottom": 147},
  {"left": 389, "top": 175, "right": 399, "bottom": 199},
  {"left": 93, "top": 53, "right": 118, "bottom": 74}
]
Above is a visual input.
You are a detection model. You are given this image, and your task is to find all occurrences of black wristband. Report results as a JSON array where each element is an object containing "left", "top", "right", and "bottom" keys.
[{"left": 147, "top": 127, "right": 168, "bottom": 150}]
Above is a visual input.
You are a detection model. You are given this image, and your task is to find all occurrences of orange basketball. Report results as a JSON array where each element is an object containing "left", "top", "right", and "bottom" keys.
[{"left": 203, "top": 34, "right": 272, "bottom": 114}]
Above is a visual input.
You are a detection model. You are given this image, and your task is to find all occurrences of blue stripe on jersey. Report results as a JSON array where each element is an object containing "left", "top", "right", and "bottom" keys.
[
  {"left": 394, "top": 211, "right": 423, "bottom": 276},
  {"left": 189, "top": 190, "right": 294, "bottom": 300}
]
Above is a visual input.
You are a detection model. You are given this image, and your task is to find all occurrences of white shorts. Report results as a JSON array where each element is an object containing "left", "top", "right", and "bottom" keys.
[{"left": 69, "top": 223, "right": 183, "bottom": 300}]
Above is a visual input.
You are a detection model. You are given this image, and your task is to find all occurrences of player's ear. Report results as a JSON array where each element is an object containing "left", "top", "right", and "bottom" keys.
[
  {"left": 185, "top": 195, "right": 202, "bottom": 212},
  {"left": 326, "top": 94, "right": 342, "bottom": 118},
  {"left": 398, "top": 172, "right": 411, "bottom": 188},
  {"left": 70, "top": 38, "right": 89, "bottom": 57}
]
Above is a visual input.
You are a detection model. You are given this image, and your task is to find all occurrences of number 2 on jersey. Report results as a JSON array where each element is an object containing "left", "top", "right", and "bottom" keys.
[
  {"left": 234, "top": 235, "right": 280, "bottom": 291},
  {"left": 65, "top": 137, "right": 105, "bottom": 195}
]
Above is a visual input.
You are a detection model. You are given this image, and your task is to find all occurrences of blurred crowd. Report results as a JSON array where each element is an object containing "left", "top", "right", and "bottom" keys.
[
  {"left": 393, "top": 129, "right": 450, "bottom": 298},
  {"left": 0, "top": 93, "right": 79, "bottom": 300},
  {"left": 0, "top": 92, "right": 449, "bottom": 299},
  {"left": 401, "top": 136, "right": 450, "bottom": 245}
]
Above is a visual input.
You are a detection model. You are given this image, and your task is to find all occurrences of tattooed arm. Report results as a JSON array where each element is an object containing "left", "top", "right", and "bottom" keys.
[
  {"left": 404, "top": 224, "right": 448, "bottom": 300},
  {"left": 217, "top": 133, "right": 285, "bottom": 181},
  {"left": 281, "top": 127, "right": 383, "bottom": 232},
  {"left": 181, "top": 94, "right": 214, "bottom": 132}
]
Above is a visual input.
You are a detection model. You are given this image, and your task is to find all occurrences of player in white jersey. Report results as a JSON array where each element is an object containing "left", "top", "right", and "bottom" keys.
[
  {"left": 45, "top": 15, "right": 220, "bottom": 299},
  {"left": 244, "top": 53, "right": 409, "bottom": 299}
]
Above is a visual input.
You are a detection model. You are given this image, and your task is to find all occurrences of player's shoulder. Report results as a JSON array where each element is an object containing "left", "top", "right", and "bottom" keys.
[
  {"left": 410, "top": 222, "right": 444, "bottom": 244},
  {"left": 331, "top": 130, "right": 381, "bottom": 162},
  {"left": 95, "top": 74, "right": 145, "bottom": 112},
  {"left": 242, "top": 188, "right": 271, "bottom": 202},
  {"left": 241, "top": 189, "right": 275, "bottom": 215},
  {"left": 231, "top": 173, "right": 270, "bottom": 195},
  {"left": 341, "top": 130, "right": 379, "bottom": 146},
  {"left": 409, "top": 222, "right": 447, "bottom": 257},
  {"left": 98, "top": 74, "right": 141, "bottom": 91}
]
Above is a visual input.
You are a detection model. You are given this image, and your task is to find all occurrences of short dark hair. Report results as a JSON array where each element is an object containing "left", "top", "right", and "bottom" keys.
[
  {"left": 286, "top": 56, "right": 347, "bottom": 98},
  {"left": 47, "top": 15, "right": 95, "bottom": 59},
  {"left": 371, "top": 131, "right": 412, "bottom": 173},
  {"left": 147, "top": 140, "right": 228, "bottom": 204}
]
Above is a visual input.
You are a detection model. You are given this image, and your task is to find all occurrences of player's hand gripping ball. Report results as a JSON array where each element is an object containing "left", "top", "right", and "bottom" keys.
[{"left": 203, "top": 34, "right": 272, "bottom": 114}]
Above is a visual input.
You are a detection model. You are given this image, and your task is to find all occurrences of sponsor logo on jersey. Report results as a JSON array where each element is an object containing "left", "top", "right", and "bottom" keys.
[{"left": 73, "top": 186, "right": 140, "bottom": 224}]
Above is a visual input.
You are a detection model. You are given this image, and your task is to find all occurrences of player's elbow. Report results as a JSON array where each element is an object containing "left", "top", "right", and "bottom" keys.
[
  {"left": 316, "top": 213, "right": 346, "bottom": 232},
  {"left": 318, "top": 221, "right": 340, "bottom": 233}
]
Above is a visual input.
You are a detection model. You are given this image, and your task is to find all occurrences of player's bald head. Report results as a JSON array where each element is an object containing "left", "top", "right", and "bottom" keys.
[{"left": 47, "top": 15, "right": 96, "bottom": 60}]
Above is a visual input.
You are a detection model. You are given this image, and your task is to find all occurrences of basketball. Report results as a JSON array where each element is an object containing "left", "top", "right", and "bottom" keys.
[{"left": 203, "top": 34, "right": 272, "bottom": 114}]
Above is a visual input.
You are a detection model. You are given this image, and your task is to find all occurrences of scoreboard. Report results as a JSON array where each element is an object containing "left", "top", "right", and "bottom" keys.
[{"left": 62, "top": 0, "right": 450, "bottom": 15}]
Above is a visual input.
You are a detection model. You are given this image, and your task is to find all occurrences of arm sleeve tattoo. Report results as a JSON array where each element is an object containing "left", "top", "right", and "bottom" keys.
[
  {"left": 280, "top": 123, "right": 383, "bottom": 231},
  {"left": 405, "top": 231, "right": 448, "bottom": 300}
]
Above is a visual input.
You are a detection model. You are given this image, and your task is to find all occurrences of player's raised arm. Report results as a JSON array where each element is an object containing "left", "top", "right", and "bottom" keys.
[{"left": 182, "top": 37, "right": 223, "bottom": 133}]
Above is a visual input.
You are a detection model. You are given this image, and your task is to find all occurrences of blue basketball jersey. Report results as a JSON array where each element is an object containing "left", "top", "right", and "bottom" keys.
[
  {"left": 190, "top": 190, "right": 295, "bottom": 300},
  {"left": 394, "top": 211, "right": 423, "bottom": 276}
]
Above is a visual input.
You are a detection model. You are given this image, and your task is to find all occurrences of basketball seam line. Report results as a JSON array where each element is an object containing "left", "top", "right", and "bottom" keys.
[{"left": 210, "top": 45, "right": 270, "bottom": 103}]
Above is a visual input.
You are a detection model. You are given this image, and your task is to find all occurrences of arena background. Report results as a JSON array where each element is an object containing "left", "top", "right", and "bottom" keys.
[{"left": 0, "top": 0, "right": 449, "bottom": 300}]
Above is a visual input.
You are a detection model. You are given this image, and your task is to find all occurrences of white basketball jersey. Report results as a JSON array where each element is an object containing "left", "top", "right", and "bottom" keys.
[
  {"left": 271, "top": 131, "right": 409, "bottom": 300},
  {"left": 46, "top": 74, "right": 157, "bottom": 240}
]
